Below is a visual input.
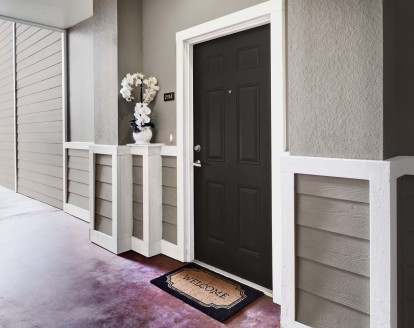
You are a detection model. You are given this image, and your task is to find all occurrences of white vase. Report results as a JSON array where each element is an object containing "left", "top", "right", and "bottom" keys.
[{"left": 133, "top": 127, "right": 153, "bottom": 144}]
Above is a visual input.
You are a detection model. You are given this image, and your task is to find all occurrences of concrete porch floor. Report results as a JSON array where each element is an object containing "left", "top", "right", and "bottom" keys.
[{"left": 0, "top": 187, "right": 280, "bottom": 328}]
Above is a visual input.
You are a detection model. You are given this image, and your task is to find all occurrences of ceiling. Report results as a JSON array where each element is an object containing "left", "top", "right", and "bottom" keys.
[{"left": 0, "top": 0, "right": 93, "bottom": 29}]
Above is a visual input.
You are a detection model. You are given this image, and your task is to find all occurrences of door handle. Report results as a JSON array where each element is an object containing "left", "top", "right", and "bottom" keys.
[{"left": 193, "top": 160, "right": 202, "bottom": 167}]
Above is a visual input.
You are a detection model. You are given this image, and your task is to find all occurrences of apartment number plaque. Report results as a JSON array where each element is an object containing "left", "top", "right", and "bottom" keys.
[{"left": 164, "top": 92, "right": 175, "bottom": 101}]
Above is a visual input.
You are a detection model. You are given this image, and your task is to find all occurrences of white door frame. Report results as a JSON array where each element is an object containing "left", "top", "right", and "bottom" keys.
[{"left": 175, "top": 0, "right": 286, "bottom": 304}]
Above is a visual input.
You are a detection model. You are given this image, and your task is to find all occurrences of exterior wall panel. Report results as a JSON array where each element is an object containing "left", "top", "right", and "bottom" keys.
[
  {"left": 162, "top": 156, "right": 177, "bottom": 244},
  {"left": 0, "top": 20, "right": 15, "bottom": 191},
  {"left": 67, "top": 149, "right": 89, "bottom": 210},
  {"left": 397, "top": 175, "right": 414, "bottom": 328},
  {"left": 295, "top": 174, "right": 370, "bottom": 327},
  {"left": 132, "top": 155, "right": 143, "bottom": 239},
  {"left": 94, "top": 154, "right": 112, "bottom": 236},
  {"left": 16, "top": 24, "right": 63, "bottom": 208}
]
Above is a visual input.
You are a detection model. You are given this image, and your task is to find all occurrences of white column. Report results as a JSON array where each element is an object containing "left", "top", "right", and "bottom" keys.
[
  {"left": 130, "top": 144, "right": 164, "bottom": 257},
  {"left": 89, "top": 145, "right": 133, "bottom": 254}
]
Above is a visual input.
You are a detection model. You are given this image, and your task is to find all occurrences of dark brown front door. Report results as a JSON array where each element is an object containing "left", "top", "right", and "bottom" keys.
[{"left": 193, "top": 25, "right": 272, "bottom": 289}]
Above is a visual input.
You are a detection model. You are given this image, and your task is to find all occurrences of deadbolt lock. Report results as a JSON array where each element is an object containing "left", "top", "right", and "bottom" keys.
[{"left": 194, "top": 144, "right": 201, "bottom": 152}]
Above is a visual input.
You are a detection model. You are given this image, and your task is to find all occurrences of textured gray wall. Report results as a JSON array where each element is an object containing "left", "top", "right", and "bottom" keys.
[
  {"left": 92, "top": 0, "right": 142, "bottom": 145},
  {"left": 93, "top": 0, "right": 118, "bottom": 145},
  {"left": 287, "top": 0, "right": 384, "bottom": 160},
  {"left": 142, "top": 0, "right": 267, "bottom": 144},
  {"left": 117, "top": 0, "right": 143, "bottom": 145},
  {"left": 69, "top": 0, "right": 266, "bottom": 145},
  {"left": 68, "top": 17, "right": 94, "bottom": 142}
]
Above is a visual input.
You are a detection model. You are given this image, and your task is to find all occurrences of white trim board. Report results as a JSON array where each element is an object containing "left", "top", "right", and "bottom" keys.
[
  {"left": 280, "top": 155, "right": 400, "bottom": 328},
  {"left": 89, "top": 145, "right": 132, "bottom": 254},
  {"left": 175, "top": 0, "right": 286, "bottom": 305},
  {"left": 62, "top": 30, "right": 68, "bottom": 207}
]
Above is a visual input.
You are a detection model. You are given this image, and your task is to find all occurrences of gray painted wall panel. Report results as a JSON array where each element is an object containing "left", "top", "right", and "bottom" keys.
[
  {"left": 15, "top": 26, "right": 42, "bottom": 46},
  {"left": 18, "top": 160, "right": 62, "bottom": 179},
  {"left": 297, "top": 225, "right": 369, "bottom": 277},
  {"left": 298, "top": 258, "right": 370, "bottom": 314},
  {"left": 68, "top": 181, "right": 88, "bottom": 198},
  {"left": 67, "top": 149, "right": 89, "bottom": 211},
  {"left": 17, "top": 86, "right": 61, "bottom": 107},
  {"left": 288, "top": 0, "right": 383, "bottom": 160},
  {"left": 68, "top": 0, "right": 268, "bottom": 145},
  {"left": 132, "top": 166, "right": 143, "bottom": 185},
  {"left": 295, "top": 174, "right": 370, "bottom": 327},
  {"left": 68, "top": 156, "right": 88, "bottom": 170},
  {"left": 18, "top": 109, "right": 61, "bottom": 125},
  {"left": 95, "top": 181, "right": 112, "bottom": 202},
  {"left": 16, "top": 31, "right": 58, "bottom": 59},
  {"left": 133, "top": 201, "right": 143, "bottom": 221},
  {"left": 296, "top": 174, "right": 369, "bottom": 204},
  {"left": 16, "top": 25, "right": 63, "bottom": 209},
  {"left": 95, "top": 164, "right": 112, "bottom": 183},
  {"left": 68, "top": 168, "right": 88, "bottom": 184},
  {"left": 163, "top": 222, "right": 177, "bottom": 245},
  {"left": 296, "top": 194, "right": 369, "bottom": 240},
  {"left": 94, "top": 154, "right": 112, "bottom": 235},
  {"left": 18, "top": 186, "right": 62, "bottom": 208},
  {"left": 17, "top": 63, "right": 61, "bottom": 90},
  {"left": 93, "top": 0, "right": 118, "bottom": 145},
  {"left": 17, "top": 75, "right": 62, "bottom": 98},
  {"left": 95, "top": 198, "right": 112, "bottom": 219},
  {"left": 383, "top": 0, "right": 414, "bottom": 158},
  {"left": 142, "top": 0, "right": 267, "bottom": 144},
  {"left": 95, "top": 214, "right": 112, "bottom": 236},
  {"left": 162, "top": 204, "right": 177, "bottom": 226},
  {"left": 0, "top": 19, "right": 14, "bottom": 191},
  {"left": 162, "top": 167, "right": 177, "bottom": 188},
  {"left": 68, "top": 149, "right": 88, "bottom": 158},
  {"left": 17, "top": 97, "right": 61, "bottom": 115},
  {"left": 17, "top": 52, "right": 61, "bottom": 80},
  {"left": 162, "top": 156, "right": 177, "bottom": 244},
  {"left": 162, "top": 186, "right": 177, "bottom": 207},
  {"left": 132, "top": 155, "right": 143, "bottom": 239},
  {"left": 68, "top": 17, "right": 94, "bottom": 142},
  {"left": 297, "top": 290, "right": 370, "bottom": 328},
  {"left": 397, "top": 175, "right": 414, "bottom": 327},
  {"left": 16, "top": 41, "right": 61, "bottom": 73},
  {"left": 19, "top": 169, "right": 62, "bottom": 190},
  {"left": 133, "top": 219, "right": 143, "bottom": 240},
  {"left": 95, "top": 154, "right": 112, "bottom": 166},
  {"left": 117, "top": 0, "right": 143, "bottom": 145},
  {"left": 67, "top": 193, "right": 88, "bottom": 211}
]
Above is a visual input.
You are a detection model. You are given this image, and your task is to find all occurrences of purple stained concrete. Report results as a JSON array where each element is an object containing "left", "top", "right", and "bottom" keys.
[{"left": 0, "top": 189, "right": 280, "bottom": 328}]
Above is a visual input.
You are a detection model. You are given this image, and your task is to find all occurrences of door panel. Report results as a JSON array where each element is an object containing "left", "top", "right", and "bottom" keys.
[{"left": 194, "top": 24, "right": 272, "bottom": 289}]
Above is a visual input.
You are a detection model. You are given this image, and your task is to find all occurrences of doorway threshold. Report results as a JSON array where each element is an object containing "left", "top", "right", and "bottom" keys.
[{"left": 193, "top": 260, "right": 273, "bottom": 298}]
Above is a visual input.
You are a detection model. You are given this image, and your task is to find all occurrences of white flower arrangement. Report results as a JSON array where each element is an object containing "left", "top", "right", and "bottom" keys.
[{"left": 120, "top": 72, "right": 160, "bottom": 132}]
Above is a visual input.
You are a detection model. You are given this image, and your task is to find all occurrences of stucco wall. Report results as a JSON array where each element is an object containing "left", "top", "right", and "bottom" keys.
[
  {"left": 287, "top": 0, "right": 384, "bottom": 160},
  {"left": 117, "top": 0, "right": 143, "bottom": 145},
  {"left": 142, "top": 0, "right": 267, "bottom": 144},
  {"left": 68, "top": 17, "right": 94, "bottom": 142},
  {"left": 93, "top": 0, "right": 119, "bottom": 145}
]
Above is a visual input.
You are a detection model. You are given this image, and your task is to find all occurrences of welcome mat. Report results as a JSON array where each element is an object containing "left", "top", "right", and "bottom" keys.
[{"left": 150, "top": 263, "right": 263, "bottom": 322}]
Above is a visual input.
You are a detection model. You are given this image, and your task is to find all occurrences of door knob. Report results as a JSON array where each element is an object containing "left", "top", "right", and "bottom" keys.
[
  {"left": 193, "top": 160, "right": 202, "bottom": 167},
  {"left": 194, "top": 144, "right": 201, "bottom": 152}
]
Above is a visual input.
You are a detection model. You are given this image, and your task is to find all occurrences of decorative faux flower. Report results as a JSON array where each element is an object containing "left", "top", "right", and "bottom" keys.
[{"left": 120, "top": 72, "right": 159, "bottom": 132}]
